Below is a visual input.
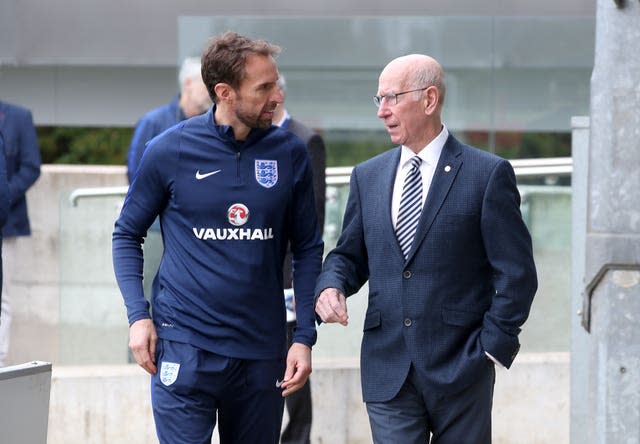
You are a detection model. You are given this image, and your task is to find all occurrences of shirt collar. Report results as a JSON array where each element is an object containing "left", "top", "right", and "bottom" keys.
[
  {"left": 274, "top": 109, "right": 290, "bottom": 128},
  {"left": 399, "top": 124, "right": 449, "bottom": 168}
]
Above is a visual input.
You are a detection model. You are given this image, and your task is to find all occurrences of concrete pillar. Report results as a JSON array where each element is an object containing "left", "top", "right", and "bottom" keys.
[
  {"left": 582, "top": 0, "right": 640, "bottom": 443},
  {"left": 571, "top": 116, "right": 590, "bottom": 444}
]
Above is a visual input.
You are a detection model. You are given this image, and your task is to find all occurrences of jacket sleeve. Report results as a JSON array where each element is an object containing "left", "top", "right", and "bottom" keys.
[
  {"left": 113, "top": 135, "right": 173, "bottom": 325},
  {"left": 7, "top": 109, "right": 41, "bottom": 205},
  {"left": 480, "top": 159, "right": 538, "bottom": 368}
]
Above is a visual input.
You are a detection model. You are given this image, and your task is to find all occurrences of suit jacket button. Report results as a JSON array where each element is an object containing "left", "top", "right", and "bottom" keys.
[
  {"left": 403, "top": 270, "right": 412, "bottom": 279},
  {"left": 404, "top": 318, "right": 412, "bottom": 327}
]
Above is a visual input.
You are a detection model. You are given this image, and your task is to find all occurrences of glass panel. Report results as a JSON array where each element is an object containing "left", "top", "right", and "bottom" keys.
[
  {"left": 518, "top": 186, "right": 571, "bottom": 353},
  {"left": 178, "top": 16, "right": 594, "bottom": 134},
  {"left": 59, "top": 190, "right": 129, "bottom": 365}
]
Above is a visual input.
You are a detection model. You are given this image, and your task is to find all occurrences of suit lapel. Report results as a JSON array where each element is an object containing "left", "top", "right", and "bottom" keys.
[{"left": 406, "top": 135, "right": 463, "bottom": 262}]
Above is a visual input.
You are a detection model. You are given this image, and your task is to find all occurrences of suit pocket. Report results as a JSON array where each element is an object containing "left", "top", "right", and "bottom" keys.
[
  {"left": 441, "top": 307, "right": 484, "bottom": 327},
  {"left": 363, "top": 311, "right": 381, "bottom": 331}
]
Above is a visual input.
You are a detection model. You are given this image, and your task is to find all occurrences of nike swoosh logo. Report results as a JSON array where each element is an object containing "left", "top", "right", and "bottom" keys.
[
  {"left": 276, "top": 379, "right": 284, "bottom": 388},
  {"left": 195, "top": 169, "right": 221, "bottom": 180}
]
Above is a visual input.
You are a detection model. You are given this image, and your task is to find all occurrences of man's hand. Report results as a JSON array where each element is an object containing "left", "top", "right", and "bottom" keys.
[
  {"left": 315, "top": 287, "right": 349, "bottom": 325},
  {"left": 129, "top": 318, "right": 158, "bottom": 375},
  {"left": 280, "top": 342, "right": 312, "bottom": 397}
]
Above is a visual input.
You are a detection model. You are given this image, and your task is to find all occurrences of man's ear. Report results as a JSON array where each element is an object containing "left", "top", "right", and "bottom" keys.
[
  {"left": 214, "top": 83, "right": 233, "bottom": 103},
  {"left": 424, "top": 86, "right": 439, "bottom": 115}
]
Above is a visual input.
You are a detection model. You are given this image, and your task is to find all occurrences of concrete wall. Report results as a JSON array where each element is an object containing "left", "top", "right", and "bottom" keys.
[
  {"left": 6, "top": 166, "right": 570, "bottom": 442},
  {"left": 48, "top": 354, "right": 569, "bottom": 444},
  {"left": 5, "top": 165, "right": 128, "bottom": 366}
]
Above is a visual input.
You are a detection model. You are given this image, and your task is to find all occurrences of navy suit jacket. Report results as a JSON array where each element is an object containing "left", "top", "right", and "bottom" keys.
[
  {"left": 0, "top": 132, "right": 9, "bottom": 228},
  {"left": 316, "top": 134, "right": 537, "bottom": 402},
  {"left": 1, "top": 132, "right": 9, "bottom": 304},
  {"left": 0, "top": 101, "right": 41, "bottom": 237},
  {"left": 126, "top": 95, "right": 184, "bottom": 183}
]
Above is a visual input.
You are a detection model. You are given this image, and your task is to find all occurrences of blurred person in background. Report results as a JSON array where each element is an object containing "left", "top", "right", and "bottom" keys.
[
  {"left": 0, "top": 100, "right": 42, "bottom": 367},
  {"left": 273, "top": 75, "right": 326, "bottom": 444},
  {"left": 127, "top": 57, "right": 212, "bottom": 182},
  {"left": 126, "top": 57, "right": 212, "bottom": 307},
  {"left": 0, "top": 132, "right": 10, "bottom": 321}
]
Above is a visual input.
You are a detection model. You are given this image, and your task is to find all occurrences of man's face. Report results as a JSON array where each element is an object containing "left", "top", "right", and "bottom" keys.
[
  {"left": 232, "top": 54, "right": 283, "bottom": 129},
  {"left": 184, "top": 76, "right": 213, "bottom": 117},
  {"left": 376, "top": 64, "right": 427, "bottom": 151},
  {"left": 189, "top": 77, "right": 213, "bottom": 114}
]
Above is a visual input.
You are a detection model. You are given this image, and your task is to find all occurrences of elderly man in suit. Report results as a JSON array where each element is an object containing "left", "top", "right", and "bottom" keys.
[
  {"left": 0, "top": 101, "right": 42, "bottom": 367},
  {"left": 315, "top": 54, "right": 537, "bottom": 443}
]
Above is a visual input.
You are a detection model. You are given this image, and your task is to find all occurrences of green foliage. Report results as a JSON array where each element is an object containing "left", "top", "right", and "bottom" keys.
[
  {"left": 517, "top": 132, "right": 571, "bottom": 158},
  {"left": 324, "top": 129, "right": 571, "bottom": 167},
  {"left": 34, "top": 126, "right": 571, "bottom": 166},
  {"left": 37, "top": 126, "right": 133, "bottom": 165},
  {"left": 323, "top": 129, "right": 392, "bottom": 167}
]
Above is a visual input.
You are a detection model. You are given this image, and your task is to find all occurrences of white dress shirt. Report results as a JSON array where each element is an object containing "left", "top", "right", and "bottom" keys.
[{"left": 391, "top": 125, "right": 449, "bottom": 229}]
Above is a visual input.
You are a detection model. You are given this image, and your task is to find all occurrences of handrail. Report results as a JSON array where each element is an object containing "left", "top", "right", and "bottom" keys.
[
  {"left": 326, "top": 157, "right": 573, "bottom": 185},
  {"left": 69, "top": 157, "right": 573, "bottom": 206},
  {"left": 69, "top": 186, "right": 129, "bottom": 207}
]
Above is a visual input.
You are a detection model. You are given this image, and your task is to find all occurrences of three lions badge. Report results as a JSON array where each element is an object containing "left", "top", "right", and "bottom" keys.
[{"left": 255, "top": 160, "right": 278, "bottom": 188}]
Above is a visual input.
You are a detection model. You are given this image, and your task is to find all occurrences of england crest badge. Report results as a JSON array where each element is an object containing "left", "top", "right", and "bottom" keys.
[
  {"left": 255, "top": 160, "right": 278, "bottom": 188},
  {"left": 159, "top": 361, "right": 180, "bottom": 386}
]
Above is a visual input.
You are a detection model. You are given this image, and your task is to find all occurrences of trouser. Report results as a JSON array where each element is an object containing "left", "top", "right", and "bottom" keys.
[
  {"left": 366, "top": 363, "right": 495, "bottom": 444},
  {"left": 152, "top": 339, "right": 286, "bottom": 444},
  {"left": 0, "top": 238, "right": 17, "bottom": 367}
]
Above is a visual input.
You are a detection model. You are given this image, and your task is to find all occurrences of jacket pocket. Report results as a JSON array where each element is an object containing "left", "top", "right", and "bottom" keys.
[
  {"left": 441, "top": 307, "right": 484, "bottom": 327},
  {"left": 363, "top": 311, "right": 381, "bottom": 331}
]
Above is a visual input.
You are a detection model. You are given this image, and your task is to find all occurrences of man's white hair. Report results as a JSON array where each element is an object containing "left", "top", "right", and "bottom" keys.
[
  {"left": 277, "top": 74, "right": 286, "bottom": 93},
  {"left": 178, "top": 57, "right": 202, "bottom": 91}
]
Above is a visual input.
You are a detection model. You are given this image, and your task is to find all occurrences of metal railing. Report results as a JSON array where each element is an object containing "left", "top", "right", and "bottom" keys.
[{"left": 69, "top": 157, "right": 573, "bottom": 206}]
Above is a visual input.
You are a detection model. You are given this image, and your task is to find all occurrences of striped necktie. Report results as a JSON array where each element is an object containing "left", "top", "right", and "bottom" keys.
[{"left": 396, "top": 156, "right": 423, "bottom": 259}]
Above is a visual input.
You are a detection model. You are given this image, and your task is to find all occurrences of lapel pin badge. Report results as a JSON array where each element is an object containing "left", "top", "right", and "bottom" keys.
[{"left": 444, "top": 165, "right": 452, "bottom": 173}]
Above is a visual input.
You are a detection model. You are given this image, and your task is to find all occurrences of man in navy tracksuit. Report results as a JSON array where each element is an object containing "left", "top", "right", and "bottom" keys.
[{"left": 112, "top": 32, "right": 323, "bottom": 444}]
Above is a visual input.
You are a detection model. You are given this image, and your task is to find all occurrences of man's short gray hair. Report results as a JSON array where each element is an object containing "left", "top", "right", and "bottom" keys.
[
  {"left": 276, "top": 74, "right": 286, "bottom": 93},
  {"left": 178, "top": 57, "right": 202, "bottom": 91}
]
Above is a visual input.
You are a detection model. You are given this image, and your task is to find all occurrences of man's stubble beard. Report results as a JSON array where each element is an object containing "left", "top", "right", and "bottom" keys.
[{"left": 233, "top": 95, "right": 273, "bottom": 130}]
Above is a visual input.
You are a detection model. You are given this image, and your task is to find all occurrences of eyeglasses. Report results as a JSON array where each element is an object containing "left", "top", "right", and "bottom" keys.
[{"left": 373, "top": 87, "right": 429, "bottom": 108}]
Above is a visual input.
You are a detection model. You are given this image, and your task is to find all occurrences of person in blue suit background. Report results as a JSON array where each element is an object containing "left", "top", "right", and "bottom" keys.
[
  {"left": 0, "top": 132, "right": 10, "bottom": 311},
  {"left": 315, "top": 54, "right": 538, "bottom": 443},
  {"left": 125, "top": 57, "right": 212, "bottom": 311},
  {"left": 0, "top": 100, "right": 42, "bottom": 367},
  {"left": 126, "top": 57, "right": 212, "bottom": 183}
]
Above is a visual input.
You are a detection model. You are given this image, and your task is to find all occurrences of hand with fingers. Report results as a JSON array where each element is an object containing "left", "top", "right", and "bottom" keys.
[
  {"left": 280, "top": 342, "right": 312, "bottom": 397},
  {"left": 129, "top": 318, "right": 158, "bottom": 375},
  {"left": 315, "top": 287, "right": 349, "bottom": 326}
]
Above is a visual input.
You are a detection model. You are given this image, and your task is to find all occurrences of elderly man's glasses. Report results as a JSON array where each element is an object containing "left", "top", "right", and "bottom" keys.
[{"left": 373, "top": 87, "right": 428, "bottom": 108}]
